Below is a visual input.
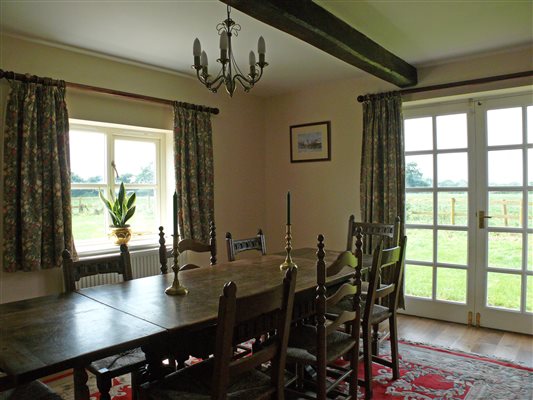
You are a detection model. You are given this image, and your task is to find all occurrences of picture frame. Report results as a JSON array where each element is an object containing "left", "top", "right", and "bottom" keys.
[{"left": 290, "top": 121, "right": 331, "bottom": 163}]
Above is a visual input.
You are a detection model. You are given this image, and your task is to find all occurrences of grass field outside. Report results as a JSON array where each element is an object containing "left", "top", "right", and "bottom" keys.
[{"left": 405, "top": 192, "right": 533, "bottom": 312}]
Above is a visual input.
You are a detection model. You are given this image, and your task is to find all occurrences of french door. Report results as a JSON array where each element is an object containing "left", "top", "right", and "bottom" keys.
[{"left": 402, "top": 92, "right": 533, "bottom": 334}]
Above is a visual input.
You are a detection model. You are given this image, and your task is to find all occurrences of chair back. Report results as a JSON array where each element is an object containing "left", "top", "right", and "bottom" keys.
[
  {"left": 225, "top": 229, "right": 267, "bottom": 261},
  {"left": 346, "top": 215, "right": 401, "bottom": 254},
  {"left": 211, "top": 267, "right": 297, "bottom": 399},
  {"left": 177, "top": 221, "right": 217, "bottom": 265},
  {"left": 62, "top": 244, "right": 132, "bottom": 292},
  {"left": 363, "top": 236, "right": 407, "bottom": 321}
]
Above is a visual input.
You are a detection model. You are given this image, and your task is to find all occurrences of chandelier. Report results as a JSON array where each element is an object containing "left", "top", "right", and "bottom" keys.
[{"left": 192, "top": 4, "right": 268, "bottom": 97}]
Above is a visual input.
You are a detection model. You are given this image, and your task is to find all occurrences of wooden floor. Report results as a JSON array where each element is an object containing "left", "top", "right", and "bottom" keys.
[{"left": 397, "top": 314, "right": 533, "bottom": 367}]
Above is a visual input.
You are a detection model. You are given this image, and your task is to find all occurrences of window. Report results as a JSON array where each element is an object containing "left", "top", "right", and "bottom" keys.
[{"left": 69, "top": 119, "right": 171, "bottom": 253}]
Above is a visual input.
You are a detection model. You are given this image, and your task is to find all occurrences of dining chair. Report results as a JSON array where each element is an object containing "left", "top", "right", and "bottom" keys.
[
  {"left": 0, "top": 380, "right": 64, "bottom": 400},
  {"left": 139, "top": 266, "right": 297, "bottom": 400},
  {"left": 358, "top": 237, "right": 406, "bottom": 399},
  {"left": 158, "top": 226, "right": 173, "bottom": 274},
  {"left": 346, "top": 215, "right": 401, "bottom": 255},
  {"left": 285, "top": 234, "right": 363, "bottom": 400},
  {"left": 62, "top": 245, "right": 146, "bottom": 400},
  {"left": 225, "top": 228, "right": 266, "bottom": 261},
  {"left": 177, "top": 220, "right": 217, "bottom": 265}
]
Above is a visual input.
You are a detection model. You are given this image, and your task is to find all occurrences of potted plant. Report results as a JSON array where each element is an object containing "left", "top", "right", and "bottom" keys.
[{"left": 99, "top": 182, "right": 136, "bottom": 245}]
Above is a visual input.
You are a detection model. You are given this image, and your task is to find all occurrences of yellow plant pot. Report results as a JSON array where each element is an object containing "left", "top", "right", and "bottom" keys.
[{"left": 110, "top": 226, "right": 132, "bottom": 245}]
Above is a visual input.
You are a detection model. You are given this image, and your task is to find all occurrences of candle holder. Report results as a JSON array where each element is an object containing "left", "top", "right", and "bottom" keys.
[
  {"left": 280, "top": 224, "right": 297, "bottom": 270},
  {"left": 165, "top": 234, "right": 188, "bottom": 296}
]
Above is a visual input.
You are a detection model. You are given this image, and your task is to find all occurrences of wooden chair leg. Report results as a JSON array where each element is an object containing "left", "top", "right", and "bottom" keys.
[
  {"left": 73, "top": 367, "right": 90, "bottom": 400},
  {"left": 362, "top": 325, "right": 373, "bottom": 400},
  {"left": 389, "top": 314, "right": 400, "bottom": 380},
  {"left": 349, "top": 346, "right": 359, "bottom": 400},
  {"left": 372, "top": 324, "right": 379, "bottom": 356},
  {"left": 96, "top": 376, "right": 112, "bottom": 400}
]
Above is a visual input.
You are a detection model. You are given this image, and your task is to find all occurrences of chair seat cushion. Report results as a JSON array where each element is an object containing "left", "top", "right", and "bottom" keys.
[
  {"left": 141, "top": 359, "right": 274, "bottom": 400},
  {"left": 327, "top": 298, "right": 392, "bottom": 326},
  {"left": 87, "top": 347, "right": 146, "bottom": 376},
  {"left": 286, "top": 324, "right": 357, "bottom": 365},
  {"left": 0, "top": 380, "right": 63, "bottom": 400}
]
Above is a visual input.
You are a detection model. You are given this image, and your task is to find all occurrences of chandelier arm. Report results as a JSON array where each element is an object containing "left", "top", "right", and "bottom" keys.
[{"left": 233, "top": 74, "right": 254, "bottom": 91}]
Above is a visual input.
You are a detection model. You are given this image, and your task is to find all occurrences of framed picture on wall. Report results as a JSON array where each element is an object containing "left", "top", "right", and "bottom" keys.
[{"left": 290, "top": 121, "right": 331, "bottom": 163}]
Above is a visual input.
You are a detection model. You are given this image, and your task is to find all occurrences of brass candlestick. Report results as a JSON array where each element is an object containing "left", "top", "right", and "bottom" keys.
[
  {"left": 280, "top": 224, "right": 297, "bottom": 270},
  {"left": 165, "top": 234, "right": 188, "bottom": 295}
]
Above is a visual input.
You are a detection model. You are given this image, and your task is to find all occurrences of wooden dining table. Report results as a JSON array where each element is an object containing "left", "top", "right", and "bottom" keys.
[{"left": 0, "top": 248, "right": 355, "bottom": 398}]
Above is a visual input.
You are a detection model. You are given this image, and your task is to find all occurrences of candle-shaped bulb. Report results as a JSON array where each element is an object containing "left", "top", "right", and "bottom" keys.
[
  {"left": 219, "top": 31, "right": 228, "bottom": 50},
  {"left": 193, "top": 38, "right": 202, "bottom": 56},
  {"left": 201, "top": 51, "right": 208, "bottom": 67},
  {"left": 249, "top": 50, "right": 256, "bottom": 66},
  {"left": 258, "top": 36, "right": 266, "bottom": 54}
]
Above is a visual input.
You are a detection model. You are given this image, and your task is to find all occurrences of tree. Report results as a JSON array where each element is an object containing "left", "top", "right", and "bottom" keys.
[
  {"left": 406, "top": 162, "right": 431, "bottom": 187},
  {"left": 136, "top": 164, "right": 154, "bottom": 183}
]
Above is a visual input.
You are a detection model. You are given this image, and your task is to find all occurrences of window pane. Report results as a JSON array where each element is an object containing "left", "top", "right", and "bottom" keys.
[
  {"left": 127, "top": 188, "right": 157, "bottom": 235},
  {"left": 488, "top": 191, "right": 522, "bottom": 228},
  {"left": 406, "top": 228, "right": 433, "bottom": 262},
  {"left": 487, "top": 272, "right": 521, "bottom": 310},
  {"left": 437, "top": 152, "right": 468, "bottom": 187},
  {"left": 436, "top": 113, "right": 467, "bottom": 150},
  {"left": 114, "top": 140, "right": 157, "bottom": 184},
  {"left": 72, "top": 189, "right": 106, "bottom": 241},
  {"left": 438, "top": 191, "right": 467, "bottom": 226},
  {"left": 406, "top": 192, "right": 432, "bottom": 225},
  {"left": 488, "top": 150, "right": 522, "bottom": 187},
  {"left": 406, "top": 155, "right": 433, "bottom": 188},
  {"left": 436, "top": 268, "right": 466, "bottom": 303},
  {"left": 405, "top": 117, "right": 432, "bottom": 151},
  {"left": 487, "top": 232, "right": 522, "bottom": 270},
  {"left": 70, "top": 130, "right": 106, "bottom": 183},
  {"left": 437, "top": 230, "right": 467, "bottom": 265},
  {"left": 487, "top": 107, "right": 522, "bottom": 146},
  {"left": 405, "top": 264, "right": 432, "bottom": 298}
]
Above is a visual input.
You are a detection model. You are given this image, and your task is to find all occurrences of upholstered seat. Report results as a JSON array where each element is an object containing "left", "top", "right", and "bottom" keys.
[
  {"left": 142, "top": 359, "right": 273, "bottom": 400},
  {"left": 0, "top": 380, "right": 63, "bottom": 400},
  {"left": 287, "top": 325, "right": 357, "bottom": 365}
]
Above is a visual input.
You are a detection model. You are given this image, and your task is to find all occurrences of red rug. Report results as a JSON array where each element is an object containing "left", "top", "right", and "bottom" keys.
[{"left": 45, "top": 341, "right": 533, "bottom": 399}]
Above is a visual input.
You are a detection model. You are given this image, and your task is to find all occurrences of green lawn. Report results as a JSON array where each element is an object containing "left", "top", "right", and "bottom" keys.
[{"left": 405, "top": 192, "right": 533, "bottom": 311}]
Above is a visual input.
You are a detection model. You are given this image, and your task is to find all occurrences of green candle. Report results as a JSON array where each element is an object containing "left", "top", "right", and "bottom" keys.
[
  {"left": 173, "top": 190, "right": 178, "bottom": 239},
  {"left": 287, "top": 191, "right": 291, "bottom": 225}
]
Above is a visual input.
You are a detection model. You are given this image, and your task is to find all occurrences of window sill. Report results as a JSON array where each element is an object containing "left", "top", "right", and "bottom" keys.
[{"left": 75, "top": 235, "right": 164, "bottom": 258}]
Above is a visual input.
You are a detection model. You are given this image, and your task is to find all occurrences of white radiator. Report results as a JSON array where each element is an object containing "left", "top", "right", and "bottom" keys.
[{"left": 77, "top": 249, "right": 161, "bottom": 289}]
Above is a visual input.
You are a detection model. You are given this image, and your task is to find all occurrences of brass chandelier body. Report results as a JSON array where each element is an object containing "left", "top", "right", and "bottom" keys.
[{"left": 192, "top": 5, "right": 267, "bottom": 97}]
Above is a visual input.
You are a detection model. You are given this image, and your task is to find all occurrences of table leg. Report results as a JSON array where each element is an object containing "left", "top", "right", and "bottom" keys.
[{"left": 73, "top": 366, "right": 90, "bottom": 400}]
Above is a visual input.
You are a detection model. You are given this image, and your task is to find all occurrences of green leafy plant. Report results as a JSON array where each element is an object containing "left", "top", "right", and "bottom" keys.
[{"left": 99, "top": 182, "right": 136, "bottom": 227}]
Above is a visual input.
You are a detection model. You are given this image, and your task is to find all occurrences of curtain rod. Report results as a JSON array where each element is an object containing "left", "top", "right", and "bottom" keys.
[
  {"left": 0, "top": 69, "right": 220, "bottom": 115},
  {"left": 357, "top": 70, "right": 533, "bottom": 103}
]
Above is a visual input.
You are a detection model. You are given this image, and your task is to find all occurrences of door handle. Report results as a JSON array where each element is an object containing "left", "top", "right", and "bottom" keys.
[{"left": 478, "top": 210, "right": 492, "bottom": 229}]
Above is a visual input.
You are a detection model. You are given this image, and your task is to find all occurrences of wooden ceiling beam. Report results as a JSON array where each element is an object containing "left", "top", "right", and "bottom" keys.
[{"left": 221, "top": 0, "right": 417, "bottom": 87}]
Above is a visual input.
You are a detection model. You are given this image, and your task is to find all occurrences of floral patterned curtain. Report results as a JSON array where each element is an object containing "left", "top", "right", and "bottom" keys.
[
  {"left": 3, "top": 79, "right": 74, "bottom": 272},
  {"left": 173, "top": 103, "right": 214, "bottom": 243},
  {"left": 360, "top": 91, "right": 405, "bottom": 306}
]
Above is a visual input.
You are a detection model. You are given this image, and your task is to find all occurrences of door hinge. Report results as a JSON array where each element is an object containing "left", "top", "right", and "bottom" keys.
[
  {"left": 476, "top": 312, "right": 481, "bottom": 328},
  {"left": 467, "top": 311, "right": 473, "bottom": 326}
]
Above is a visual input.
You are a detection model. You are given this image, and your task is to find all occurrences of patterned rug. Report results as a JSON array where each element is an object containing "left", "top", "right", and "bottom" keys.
[{"left": 44, "top": 341, "right": 533, "bottom": 399}]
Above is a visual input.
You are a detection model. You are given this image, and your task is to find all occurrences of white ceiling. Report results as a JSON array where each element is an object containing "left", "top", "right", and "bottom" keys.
[{"left": 1, "top": 0, "right": 531, "bottom": 97}]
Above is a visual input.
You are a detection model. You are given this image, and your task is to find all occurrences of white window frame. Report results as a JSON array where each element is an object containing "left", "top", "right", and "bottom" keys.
[{"left": 69, "top": 119, "right": 172, "bottom": 256}]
